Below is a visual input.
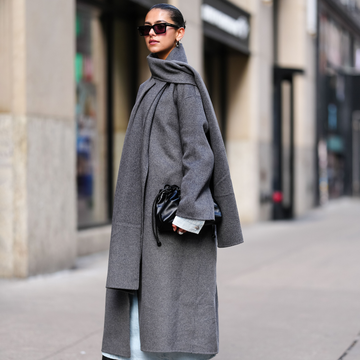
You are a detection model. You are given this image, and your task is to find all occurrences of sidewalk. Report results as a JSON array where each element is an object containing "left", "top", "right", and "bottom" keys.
[
  {"left": 217, "top": 198, "right": 360, "bottom": 360},
  {"left": 1, "top": 198, "right": 360, "bottom": 360}
]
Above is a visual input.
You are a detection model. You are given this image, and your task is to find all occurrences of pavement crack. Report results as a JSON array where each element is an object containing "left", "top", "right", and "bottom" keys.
[{"left": 338, "top": 331, "right": 360, "bottom": 360}]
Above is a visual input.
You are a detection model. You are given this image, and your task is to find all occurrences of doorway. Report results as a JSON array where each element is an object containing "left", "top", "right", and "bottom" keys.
[{"left": 273, "top": 67, "right": 303, "bottom": 220}]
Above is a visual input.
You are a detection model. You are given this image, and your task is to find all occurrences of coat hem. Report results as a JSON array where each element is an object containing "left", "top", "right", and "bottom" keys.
[
  {"left": 101, "top": 349, "right": 130, "bottom": 359},
  {"left": 105, "top": 286, "right": 137, "bottom": 294},
  {"left": 218, "top": 239, "right": 244, "bottom": 248},
  {"left": 140, "top": 347, "right": 218, "bottom": 355}
]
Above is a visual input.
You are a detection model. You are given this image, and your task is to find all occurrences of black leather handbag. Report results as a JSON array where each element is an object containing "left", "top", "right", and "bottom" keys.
[{"left": 152, "top": 184, "right": 222, "bottom": 247}]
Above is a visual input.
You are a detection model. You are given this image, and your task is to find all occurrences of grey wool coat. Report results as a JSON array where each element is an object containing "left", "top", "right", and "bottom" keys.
[{"left": 102, "top": 44, "right": 243, "bottom": 358}]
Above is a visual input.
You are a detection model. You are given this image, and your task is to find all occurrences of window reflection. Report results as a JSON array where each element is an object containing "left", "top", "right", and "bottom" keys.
[{"left": 76, "top": 5, "right": 108, "bottom": 227}]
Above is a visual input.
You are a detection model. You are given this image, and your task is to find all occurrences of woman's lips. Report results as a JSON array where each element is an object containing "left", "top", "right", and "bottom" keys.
[{"left": 149, "top": 40, "right": 159, "bottom": 45}]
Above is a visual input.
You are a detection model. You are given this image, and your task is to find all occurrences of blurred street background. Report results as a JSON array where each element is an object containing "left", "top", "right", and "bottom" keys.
[{"left": 1, "top": 0, "right": 360, "bottom": 358}]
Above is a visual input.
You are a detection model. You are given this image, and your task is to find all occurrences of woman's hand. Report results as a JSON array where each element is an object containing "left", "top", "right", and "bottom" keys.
[{"left": 172, "top": 224, "right": 187, "bottom": 235}]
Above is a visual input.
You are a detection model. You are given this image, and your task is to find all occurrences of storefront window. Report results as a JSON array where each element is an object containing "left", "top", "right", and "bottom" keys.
[
  {"left": 319, "top": 15, "right": 353, "bottom": 70},
  {"left": 75, "top": 5, "right": 109, "bottom": 227}
]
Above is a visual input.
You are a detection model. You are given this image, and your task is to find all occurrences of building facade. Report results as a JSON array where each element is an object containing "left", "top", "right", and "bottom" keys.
[
  {"left": 0, "top": 0, "right": 319, "bottom": 277},
  {"left": 317, "top": 0, "right": 360, "bottom": 203}
]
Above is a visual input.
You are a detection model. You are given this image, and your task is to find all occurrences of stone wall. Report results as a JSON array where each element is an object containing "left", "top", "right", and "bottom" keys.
[{"left": 0, "top": 0, "right": 77, "bottom": 277}]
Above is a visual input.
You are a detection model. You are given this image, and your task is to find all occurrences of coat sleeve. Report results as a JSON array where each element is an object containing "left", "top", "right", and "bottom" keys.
[{"left": 175, "top": 84, "right": 215, "bottom": 222}]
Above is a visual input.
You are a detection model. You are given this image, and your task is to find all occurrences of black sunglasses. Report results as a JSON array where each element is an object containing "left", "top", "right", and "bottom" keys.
[{"left": 137, "top": 22, "right": 179, "bottom": 36}]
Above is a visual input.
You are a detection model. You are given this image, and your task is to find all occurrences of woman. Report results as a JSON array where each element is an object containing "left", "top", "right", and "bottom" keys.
[{"left": 102, "top": 4, "right": 243, "bottom": 360}]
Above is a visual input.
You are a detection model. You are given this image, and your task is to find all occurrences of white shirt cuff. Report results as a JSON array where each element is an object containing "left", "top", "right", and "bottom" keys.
[{"left": 173, "top": 216, "right": 205, "bottom": 234}]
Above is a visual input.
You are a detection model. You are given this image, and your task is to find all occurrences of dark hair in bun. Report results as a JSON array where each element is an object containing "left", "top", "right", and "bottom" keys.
[{"left": 148, "top": 3, "right": 186, "bottom": 29}]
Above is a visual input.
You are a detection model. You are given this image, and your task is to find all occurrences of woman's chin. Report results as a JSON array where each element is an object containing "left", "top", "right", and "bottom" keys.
[
  {"left": 148, "top": 44, "right": 173, "bottom": 55},
  {"left": 148, "top": 43, "right": 161, "bottom": 50}
]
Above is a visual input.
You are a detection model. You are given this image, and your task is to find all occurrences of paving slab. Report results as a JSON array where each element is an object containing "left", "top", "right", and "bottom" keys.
[
  {"left": 0, "top": 253, "right": 107, "bottom": 360},
  {"left": 216, "top": 198, "right": 360, "bottom": 360},
  {"left": 341, "top": 335, "right": 360, "bottom": 360}
]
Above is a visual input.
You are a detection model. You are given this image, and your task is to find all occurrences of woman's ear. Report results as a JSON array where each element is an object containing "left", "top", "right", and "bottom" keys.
[{"left": 176, "top": 27, "right": 185, "bottom": 42}]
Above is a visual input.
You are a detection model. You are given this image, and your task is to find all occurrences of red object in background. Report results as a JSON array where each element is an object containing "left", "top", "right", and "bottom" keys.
[{"left": 272, "top": 191, "right": 283, "bottom": 203}]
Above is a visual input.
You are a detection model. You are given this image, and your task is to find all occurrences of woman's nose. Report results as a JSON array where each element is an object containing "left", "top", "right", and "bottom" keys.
[{"left": 148, "top": 28, "right": 156, "bottom": 36}]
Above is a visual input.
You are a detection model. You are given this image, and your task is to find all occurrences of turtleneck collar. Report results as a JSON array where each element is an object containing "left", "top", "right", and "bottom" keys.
[{"left": 147, "top": 44, "right": 195, "bottom": 85}]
